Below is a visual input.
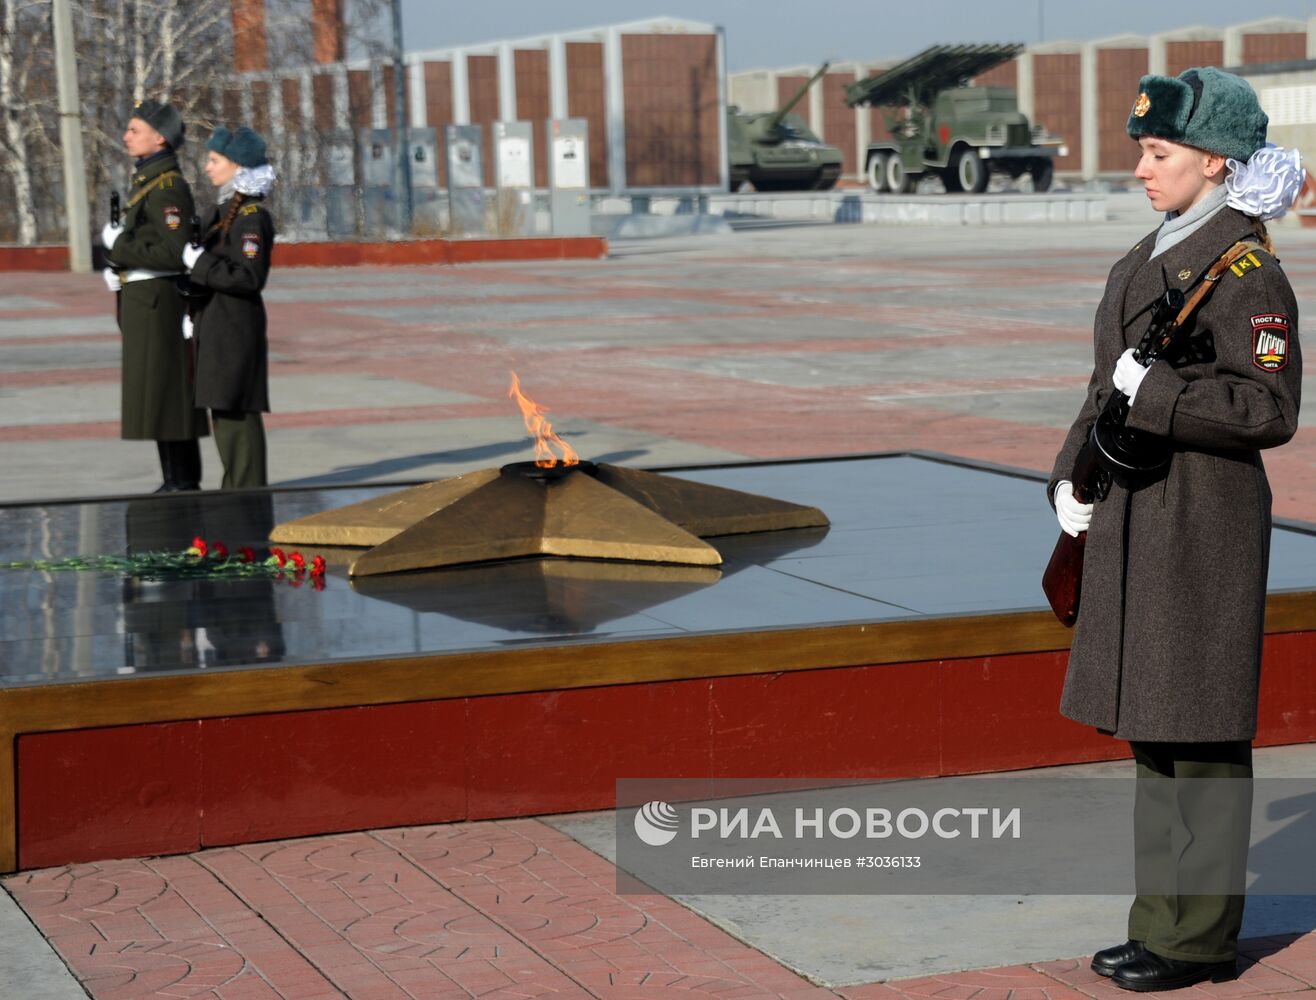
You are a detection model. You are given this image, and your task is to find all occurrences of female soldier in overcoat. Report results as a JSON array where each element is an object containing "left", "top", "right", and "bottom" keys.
[
  {"left": 102, "top": 99, "right": 207, "bottom": 491},
  {"left": 181, "top": 126, "right": 276, "bottom": 489},
  {"left": 1050, "top": 68, "right": 1303, "bottom": 992}
]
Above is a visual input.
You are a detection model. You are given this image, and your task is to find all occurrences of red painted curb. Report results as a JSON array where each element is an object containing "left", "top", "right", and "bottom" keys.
[
  {"left": 0, "top": 245, "right": 70, "bottom": 271},
  {"left": 0, "top": 237, "right": 608, "bottom": 272}
]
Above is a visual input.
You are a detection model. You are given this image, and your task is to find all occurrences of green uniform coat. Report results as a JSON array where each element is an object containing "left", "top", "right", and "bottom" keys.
[
  {"left": 107, "top": 153, "right": 207, "bottom": 441},
  {"left": 1049, "top": 206, "right": 1302, "bottom": 742},
  {"left": 189, "top": 197, "right": 274, "bottom": 412}
]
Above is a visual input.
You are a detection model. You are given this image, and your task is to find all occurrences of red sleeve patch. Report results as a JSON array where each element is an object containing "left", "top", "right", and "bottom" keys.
[
  {"left": 163, "top": 205, "right": 181, "bottom": 230},
  {"left": 241, "top": 232, "right": 262, "bottom": 259},
  {"left": 1251, "top": 313, "right": 1290, "bottom": 372}
]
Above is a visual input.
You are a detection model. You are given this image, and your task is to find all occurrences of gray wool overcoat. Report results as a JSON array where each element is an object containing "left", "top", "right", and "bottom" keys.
[{"left": 1049, "top": 206, "right": 1302, "bottom": 742}]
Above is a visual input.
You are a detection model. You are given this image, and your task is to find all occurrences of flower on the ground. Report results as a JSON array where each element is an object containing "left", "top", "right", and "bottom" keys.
[
  {"left": 310, "top": 555, "right": 326, "bottom": 576},
  {"left": 268, "top": 547, "right": 287, "bottom": 567},
  {"left": 189, "top": 536, "right": 208, "bottom": 558},
  {"left": 290, "top": 552, "right": 306, "bottom": 570},
  {"left": 239, "top": 546, "right": 256, "bottom": 563},
  {"left": 212, "top": 542, "right": 229, "bottom": 560}
]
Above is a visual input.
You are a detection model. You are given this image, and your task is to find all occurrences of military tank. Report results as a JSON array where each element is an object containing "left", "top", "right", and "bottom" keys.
[
  {"left": 844, "top": 43, "right": 1066, "bottom": 194},
  {"left": 727, "top": 63, "right": 844, "bottom": 192}
]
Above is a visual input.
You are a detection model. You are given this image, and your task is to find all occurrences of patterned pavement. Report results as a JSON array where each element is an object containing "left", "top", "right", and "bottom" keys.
[
  {"left": 8, "top": 817, "right": 1316, "bottom": 1000},
  {"left": 3, "top": 218, "right": 1315, "bottom": 514}
]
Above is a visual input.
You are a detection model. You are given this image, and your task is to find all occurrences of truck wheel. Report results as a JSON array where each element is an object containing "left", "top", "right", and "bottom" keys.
[
  {"left": 867, "top": 153, "right": 889, "bottom": 193},
  {"left": 1029, "top": 160, "right": 1054, "bottom": 193},
  {"left": 886, "top": 155, "right": 916, "bottom": 194},
  {"left": 951, "top": 147, "right": 989, "bottom": 194}
]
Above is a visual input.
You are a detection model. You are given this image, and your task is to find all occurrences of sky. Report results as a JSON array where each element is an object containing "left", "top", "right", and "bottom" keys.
[{"left": 397, "top": 0, "right": 1316, "bottom": 70}]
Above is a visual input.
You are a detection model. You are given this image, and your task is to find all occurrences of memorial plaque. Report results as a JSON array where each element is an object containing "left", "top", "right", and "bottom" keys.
[
  {"left": 494, "top": 121, "right": 534, "bottom": 237},
  {"left": 445, "top": 124, "right": 486, "bottom": 236},
  {"left": 547, "top": 118, "right": 590, "bottom": 237}
]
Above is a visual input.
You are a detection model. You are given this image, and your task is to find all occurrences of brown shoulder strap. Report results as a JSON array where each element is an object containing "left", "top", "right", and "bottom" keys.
[
  {"left": 1173, "top": 240, "right": 1265, "bottom": 326},
  {"left": 123, "top": 170, "right": 183, "bottom": 212}
]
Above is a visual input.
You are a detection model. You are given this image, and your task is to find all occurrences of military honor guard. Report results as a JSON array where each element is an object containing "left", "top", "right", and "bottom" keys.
[
  {"left": 181, "top": 126, "right": 276, "bottom": 489},
  {"left": 1050, "top": 68, "right": 1304, "bottom": 991},
  {"left": 102, "top": 99, "right": 207, "bottom": 492}
]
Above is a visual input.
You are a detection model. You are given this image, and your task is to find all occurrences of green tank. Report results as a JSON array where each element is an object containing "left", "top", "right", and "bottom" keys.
[
  {"left": 728, "top": 63, "right": 844, "bottom": 192},
  {"left": 844, "top": 43, "right": 1067, "bottom": 194}
]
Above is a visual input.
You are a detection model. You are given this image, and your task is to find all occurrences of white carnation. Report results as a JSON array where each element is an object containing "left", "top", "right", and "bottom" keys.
[{"left": 1225, "top": 144, "right": 1305, "bottom": 221}]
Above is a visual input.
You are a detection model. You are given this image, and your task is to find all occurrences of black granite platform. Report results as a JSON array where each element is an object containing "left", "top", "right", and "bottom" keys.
[{"left": 4, "top": 454, "right": 1316, "bottom": 688}]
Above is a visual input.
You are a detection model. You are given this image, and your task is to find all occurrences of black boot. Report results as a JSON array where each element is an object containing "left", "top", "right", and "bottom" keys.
[
  {"left": 1092, "top": 940, "right": 1145, "bottom": 977},
  {"left": 172, "top": 439, "right": 202, "bottom": 491},
  {"left": 154, "top": 440, "right": 202, "bottom": 493},
  {"left": 1112, "top": 951, "right": 1236, "bottom": 992}
]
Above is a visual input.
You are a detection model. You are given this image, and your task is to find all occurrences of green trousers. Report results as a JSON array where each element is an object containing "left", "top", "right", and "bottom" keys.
[
  {"left": 211, "top": 410, "right": 267, "bottom": 490},
  {"left": 1127, "top": 740, "right": 1253, "bottom": 963}
]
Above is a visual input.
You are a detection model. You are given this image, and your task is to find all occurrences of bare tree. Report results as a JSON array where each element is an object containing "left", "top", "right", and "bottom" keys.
[{"left": 0, "top": 0, "right": 51, "bottom": 243}]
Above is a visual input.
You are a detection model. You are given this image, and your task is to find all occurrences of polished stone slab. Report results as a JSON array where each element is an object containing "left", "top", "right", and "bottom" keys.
[{"left": 2, "top": 454, "right": 1314, "bottom": 688}]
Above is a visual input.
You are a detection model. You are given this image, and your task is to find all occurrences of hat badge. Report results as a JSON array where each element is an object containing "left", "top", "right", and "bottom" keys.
[{"left": 1133, "top": 92, "right": 1151, "bottom": 117}]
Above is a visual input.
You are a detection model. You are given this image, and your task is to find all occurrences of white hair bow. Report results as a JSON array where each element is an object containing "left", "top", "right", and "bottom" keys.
[{"left": 1226, "top": 144, "right": 1305, "bottom": 221}]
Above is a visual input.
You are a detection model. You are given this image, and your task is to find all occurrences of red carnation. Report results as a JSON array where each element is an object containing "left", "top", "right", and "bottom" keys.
[
  {"left": 290, "top": 552, "right": 306, "bottom": 570},
  {"left": 212, "top": 542, "right": 229, "bottom": 560},
  {"left": 269, "top": 547, "right": 287, "bottom": 567},
  {"left": 310, "top": 555, "right": 326, "bottom": 576},
  {"left": 239, "top": 546, "right": 256, "bottom": 563},
  {"left": 191, "top": 537, "right": 208, "bottom": 558}
]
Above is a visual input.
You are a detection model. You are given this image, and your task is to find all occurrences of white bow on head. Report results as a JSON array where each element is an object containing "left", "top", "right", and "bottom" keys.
[
  {"left": 234, "top": 163, "right": 277, "bottom": 197},
  {"left": 1226, "top": 144, "right": 1306, "bottom": 221}
]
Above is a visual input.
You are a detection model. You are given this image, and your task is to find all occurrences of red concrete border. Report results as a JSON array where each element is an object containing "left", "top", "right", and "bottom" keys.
[
  {"left": 0, "top": 245, "right": 70, "bottom": 272},
  {"left": 16, "top": 631, "right": 1316, "bottom": 869},
  {"left": 0, "top": 236, "right": 607, "bottom": 272}
]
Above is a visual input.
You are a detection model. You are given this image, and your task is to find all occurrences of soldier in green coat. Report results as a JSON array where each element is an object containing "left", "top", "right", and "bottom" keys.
[{"left": 102, "top": 99, "right": 207, "bottom": 492}]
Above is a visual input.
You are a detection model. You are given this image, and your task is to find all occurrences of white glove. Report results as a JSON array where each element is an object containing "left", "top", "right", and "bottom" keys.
[
  {"left": 101, "top": 222, "right": 123, "bottom": 250},
  {"left": 1113, "top": 348, "right": 1150, "bottom": 405},
  {"left": 101, "top": 267, "right": 121, "bottom": 293},
  {"left": 1055, "top": 480, "right": 1093, "bottom": 538},
  {"left": 181, "top": 244, "right": 203, "bottom": 270},
  {"left": 182, "top": 315, "right": 194, "bottom": 340}
]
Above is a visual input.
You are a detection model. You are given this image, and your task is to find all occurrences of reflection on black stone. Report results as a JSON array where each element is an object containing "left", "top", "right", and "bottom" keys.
[
  {"left": 349, "top": 527, "right": 830, "bottom": 635},
  {"left": 353, "top": 559, "right": 721, "bottom": 635},
  {"left": 122, "top": 493, "right": 286, "bottom": 673}
]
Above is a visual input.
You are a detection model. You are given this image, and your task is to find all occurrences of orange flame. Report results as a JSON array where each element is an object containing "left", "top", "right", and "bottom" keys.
[{"left": 508, "top": 371, "right": 579, "bottom": 468}]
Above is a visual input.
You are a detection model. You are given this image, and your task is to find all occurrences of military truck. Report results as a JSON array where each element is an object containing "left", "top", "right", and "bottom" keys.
[
  {"left": 844, "top": 43, "right": 1066, "bottom": 194},
  {"left": 727, "top": 63, "right": 844, "bottom": 192}
]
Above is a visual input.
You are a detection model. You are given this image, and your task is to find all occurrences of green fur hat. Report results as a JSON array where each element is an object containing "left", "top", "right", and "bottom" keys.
[
  {"left": 129, "top": 98, "right": 185, "bottom": 149},
  {"left": 1126, "top": 67, "right": 1267, "bottom": 162},
  {"left": 206, "top": 126, "right": 269, "bottom": 168}
]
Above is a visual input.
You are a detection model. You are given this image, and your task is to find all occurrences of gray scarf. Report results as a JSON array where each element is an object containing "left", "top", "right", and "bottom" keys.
[{"left": 1150, "top": 185, "right": 1228, "bottom": 259}]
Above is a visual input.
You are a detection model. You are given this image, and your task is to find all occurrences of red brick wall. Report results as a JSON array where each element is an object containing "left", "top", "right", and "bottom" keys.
[
  {"left": 381, "top": 64, "right": 410, "bottom": 128},
  {"left": 776, "top": 75, "right": 810, "bottom": 126},
  {"left": 974, "top": 59, "right": 1017, "bottom": 88},
  {"left": 1032, "top": 53, "right": 1081, "bottom": 173},
  {"left": 566, "top": 42, "right": 607, "bottom": 188},
  {"left": 1242, "top": 32, "right": 1306, "bottom": 65},
  {"left": 312, "top": 73, "right": 335, "bottom": 133},
  {"left": 281, "top": 78, "right": 302, "bottom": 133},
  {"left": 222, "top": 87, "right": 242, "bottom": 127},
  {"left": 466, "top": 55, "right": 499, "bottom": 187},
  {"left": 423, "top": 62, "right": 452, "bottom": 187},
  {"left": 250, "top": 80, "right": 270, "bottom": 137},
  {"left": 515, "top": 49, "right": 550, "bottom": 188},
  {"left": 347, "top": 69, "right": 371, "bottom": 129},
  {"left": 1165, "top": 40, "right": 1224, "bottom": 76},
  {"left": 1097, "top": 48, "right": 1147, "bottom": 173},
  {"left": 231, "top": 0, "right": 268, "bottom": 73},
  {"left": 621, "top": 33, "right": 721, "bottom": 187},
  {"left": 822, "top": 72, "right": 856, "bottom": 175},
  {"left": 312, "top": 0, "right": 344, "bottom": 64}
]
